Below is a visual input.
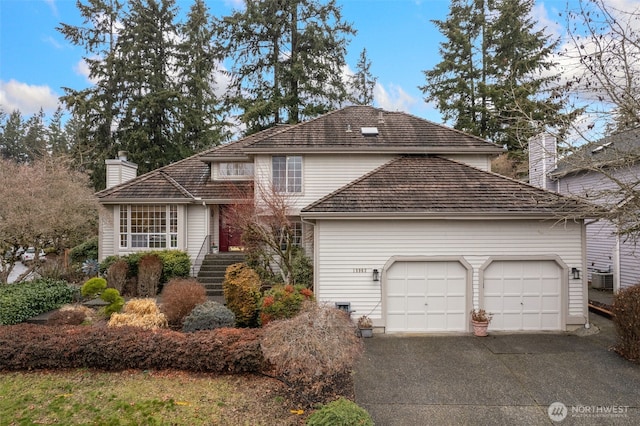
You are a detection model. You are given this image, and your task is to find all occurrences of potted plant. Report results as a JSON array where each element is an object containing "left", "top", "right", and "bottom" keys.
[
  {"left": 470, "top": 309, "right": 492, "bottom": 337},
  {"left": 210, "top": 244, "right": 218, "bottom": 254},
  {"left": 357, "top": 315, "right": 374, "bottom": 338}
]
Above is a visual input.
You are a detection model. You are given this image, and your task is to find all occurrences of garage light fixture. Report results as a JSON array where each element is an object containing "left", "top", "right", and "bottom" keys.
[
  {"left": 372, "top": 269, "right": 380, "bottom": 282},
  {"left": 571, "top": 267, "right": 581, "bottom": 280}
]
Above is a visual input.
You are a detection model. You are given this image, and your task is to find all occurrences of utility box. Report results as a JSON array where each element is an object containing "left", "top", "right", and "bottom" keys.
[{"left": 592, "top": 272, "right": 614, "bottom": 290}]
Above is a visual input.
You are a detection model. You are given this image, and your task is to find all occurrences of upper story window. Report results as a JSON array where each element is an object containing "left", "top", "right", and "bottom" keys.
[
  {"left": 273, "top": 155, "right": 302, "bottom": 193},
  {"left": 219, "top": 162, "right": 254, "bottom": 179}
]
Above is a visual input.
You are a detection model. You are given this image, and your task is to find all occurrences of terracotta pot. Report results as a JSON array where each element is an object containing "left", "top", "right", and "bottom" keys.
[{"left": 471, "top": 320, "right": 489, "bottom": 337}]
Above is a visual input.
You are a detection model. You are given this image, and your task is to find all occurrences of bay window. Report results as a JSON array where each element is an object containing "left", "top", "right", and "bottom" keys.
[{"left": 119, "top": 205, "right": 178, "bottom": 249}]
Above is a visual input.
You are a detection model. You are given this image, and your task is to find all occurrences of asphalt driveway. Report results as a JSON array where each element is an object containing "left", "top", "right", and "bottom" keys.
[{"left": 354, "top": 314, "right": 640, "bottom": 425}]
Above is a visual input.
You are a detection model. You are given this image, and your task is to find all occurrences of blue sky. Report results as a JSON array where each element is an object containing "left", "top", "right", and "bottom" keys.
[{"left": 0, "top": 0, "right": 578, "bottom": 125}]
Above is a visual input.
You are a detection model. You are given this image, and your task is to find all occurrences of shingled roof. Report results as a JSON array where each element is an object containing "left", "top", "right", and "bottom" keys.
[
  {"left": 301, "top": 155, "right": 593, "bottom": 218},
  {"left": 96, "top": 106, "right": 504, "bottom": 202},
  {"left": 96, "top": 139, "right": 252, "bottom": 202},
  {"left": 550, "top": 127, "right": 640, "bottom": 178},
  {"left": 241, "top": 105, "right": 504, "bottom": 154}
]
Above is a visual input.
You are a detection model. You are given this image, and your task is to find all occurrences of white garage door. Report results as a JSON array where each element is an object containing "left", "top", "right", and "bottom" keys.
[
  {"left": 483, "top": 260, "right": 562, "bottom": 331},
  {"left": 386, "top": 261, "right": 467, "bottom": 332}
]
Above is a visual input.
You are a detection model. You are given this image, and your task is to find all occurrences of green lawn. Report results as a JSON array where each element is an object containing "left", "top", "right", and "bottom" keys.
[{"left": 0, "top": 370, "right": 303, "bottom": 425}]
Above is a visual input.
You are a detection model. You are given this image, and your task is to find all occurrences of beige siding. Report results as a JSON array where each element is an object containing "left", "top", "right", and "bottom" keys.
[
  {"left": 105, "top": 160, "right": 137, "bottom": 189},
  {"left": 442, "top": 154, "right": 492, "bottom": 171},
  {"left": 98, "top": 206, "right": 115, "bottom": 261},
  {"left": 254, "top": 154, "right": 395, "bottom": 211},
  {"left": 314, "top": 219, "right": 585, "bottom": 328},
  {"left": 186, "top": 204, "right": 208, "bottom": 262}
]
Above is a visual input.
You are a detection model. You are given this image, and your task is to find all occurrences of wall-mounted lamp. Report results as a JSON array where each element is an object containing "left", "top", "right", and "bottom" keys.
[
  {"left": 372, "top": 269, "right": 380, "bottom": 282},
  {"left": 571, "top": 267, "right": 581, "bottom": 280}
]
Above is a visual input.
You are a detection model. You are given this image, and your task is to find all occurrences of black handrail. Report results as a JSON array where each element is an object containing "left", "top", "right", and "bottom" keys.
[{"left": 191, "top": 235, "right": 212, "bottom": 276}]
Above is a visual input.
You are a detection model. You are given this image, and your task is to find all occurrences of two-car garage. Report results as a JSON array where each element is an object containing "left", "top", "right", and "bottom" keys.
[{"left": 384, "top": 258, "right": 565, "bottom": 333}]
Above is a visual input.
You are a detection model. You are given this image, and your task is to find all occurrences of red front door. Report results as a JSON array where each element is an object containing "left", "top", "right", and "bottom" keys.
[{"left": 219, "top": 206, "right": 243, "bottom": 252}]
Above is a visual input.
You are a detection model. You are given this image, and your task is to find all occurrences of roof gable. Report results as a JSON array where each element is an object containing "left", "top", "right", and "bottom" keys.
[{"left": 302, "top": 155, "right": 592, "bottom": 218}]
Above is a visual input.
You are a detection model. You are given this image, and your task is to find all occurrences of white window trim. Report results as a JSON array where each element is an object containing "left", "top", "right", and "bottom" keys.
[
  {"left": 272, "top": 155, "right": 303, "bottom": 193},
  {"left": 119, "top": 205, "right": 178, "bottom": 250}
]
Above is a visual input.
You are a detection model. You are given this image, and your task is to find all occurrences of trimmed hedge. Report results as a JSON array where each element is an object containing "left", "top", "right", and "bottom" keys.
[
  {"left": 0, "top": 324, "right": 263, "bottom": 373},
  {"left": 0, "top": 279, "right": 76, "bottom": 325},
  {"left": 100, "top": 250, "right": 191, "bottom": 283}
]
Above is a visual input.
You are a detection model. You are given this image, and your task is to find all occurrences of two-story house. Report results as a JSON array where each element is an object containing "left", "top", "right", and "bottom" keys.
[
  {"left": 97, "top": 106, "right": 591, "bottom": 333},
  {"left": 529, "top": 130, "right": 640, "bottom": 293}
]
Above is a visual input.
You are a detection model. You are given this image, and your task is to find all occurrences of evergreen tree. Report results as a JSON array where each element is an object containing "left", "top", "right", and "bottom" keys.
[
  {"left": 216, "top": 0, "right": 355, "bottom": 133},
  {"left": 0, "top": 110, "right": 27, "bottom": 162},
  {"left": 348, "top": 48, "right": 377, "bottom": 106},
  {"left": 57, "top": 0, "right": 125, "bottom": 189},
  {"left": 116, "top": 0, "right": 182, "bottom": 173},
  {"left": 23, "top": 109, "right": 48, "bottom": 161},
  {"left": 421, "top": 0, "right": 572, "bottom": 152},
  {"left": 48, "top": 107, "right": 69, "bottom": 156},
  {"left": 177, "top": 0, "right": 228, "bottom": 152}
]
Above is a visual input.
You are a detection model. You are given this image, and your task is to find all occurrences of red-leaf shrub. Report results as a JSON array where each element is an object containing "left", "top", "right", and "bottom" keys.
[
  {"left": 0, "top": 324, "right": 262, "bottom": 373},
  {"left": 106, "top": 259, "right": 128, "bottom": 294},
  {"left": 137, "top": 254, "right": 163, "bottom": 297},
  {"left": 613, "top": 284, "right": 640, "bottom": 362},
  {"left": 259, "top": 284, "right": 314, "bottom": 326},
  {"left": 160, "top": 278, "right": 207, "bottom": 327}
]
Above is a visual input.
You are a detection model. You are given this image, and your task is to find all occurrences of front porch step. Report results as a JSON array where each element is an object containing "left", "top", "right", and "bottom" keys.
[{"left": 196, "top": 253, "right": 246, "bottom": 298}]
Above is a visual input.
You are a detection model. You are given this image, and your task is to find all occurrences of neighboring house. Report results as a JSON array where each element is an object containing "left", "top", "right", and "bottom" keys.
[
  {"left": 97, "top": 106, "right": 591, "bottom": 333},
  {"left": 529, "top": 130, "right": 640, "bottom": 293}
]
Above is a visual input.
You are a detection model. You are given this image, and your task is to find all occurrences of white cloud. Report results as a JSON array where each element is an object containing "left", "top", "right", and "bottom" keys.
[
  {"left": 531, "top": 2, "right": 563, "bottom": 38},
  {"left": 374, "top": 83, "right": 416, "bottom": 113},
  {"left": 43, "top": 0, "right": 58, "bottom": 16},
  {"left": 73, "top": 59, "right": 97, "bottom": 84},
  {"left": 43, "top": 35, "right": 63, "bottom": 50},
  {"left": 224, "top": 0, "right": 245, "bottom": 10},
  {"left": 0, "top": 80, "right": 60, "bottom": 115}
]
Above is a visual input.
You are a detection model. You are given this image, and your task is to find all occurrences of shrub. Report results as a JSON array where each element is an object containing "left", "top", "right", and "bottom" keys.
[
  {"left": 613, "top": 284, "right": 640, "bottom": 361},
  {"left": 306, "top": 398, "right": 374, "bottom": 426},
  {"left": 0, "top": 279, "right": 76, "bottom": 325},
  {"left": 260, "top": 284, "right": 314, "bottom": 326},
  {"left": 137, "top": 254, "right": 163, "bottom": 297},
  {"left": 155, "top": 250, "right": 191, "bottom": 282},
  {"left": 99, "top": 250, "right": 190, "bottom": 285},
  {"left": 223, "top": 263, "right": 262, "bottom": 327},
  {"left": 160, "top": 278, "right": 207, "bottom": 327},
  {"left": 291, "top": 247, "right": 313, "bottom": 286},
  {"left": 81, "top": 277, "right": 107, "bottom": 298},
  {"left": 182, "top": 301, "right": 236, "bottom": 333},
  {"left": 0, "top": 324, "right": 263, "bottom": 373},
  {"left": 106, "top": 259, "right": 128, "bottom": 294},
  {"left": 261, "top": 302, "right": 363, "bottom": 403},
  {"left": 46, "top": 308, "right": 87, "bottom": 326},
  {"left": 100, "top": 288, "right": 125, "bottom": 316},
  {"left": 108, "top": 298, "right": 168, "bottom": 330},
  {"left": 69, "top": 237, "right": 99, "bottom": 265}
]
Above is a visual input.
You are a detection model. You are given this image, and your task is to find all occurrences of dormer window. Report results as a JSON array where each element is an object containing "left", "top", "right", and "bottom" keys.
[{"left": 219, "top": 162, "right": 254, "bottom": 179}]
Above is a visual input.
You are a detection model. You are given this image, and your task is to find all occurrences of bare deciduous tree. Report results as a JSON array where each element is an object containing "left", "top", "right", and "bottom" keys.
[
  {"left": 227, "top": 183, "right": 308, "bottom": 285},
  {"left": 562, "top": 0, "right": 640, "bottom": 137},
  {"left": 0, "top": 157, "right": 99, "bottom": 283}
]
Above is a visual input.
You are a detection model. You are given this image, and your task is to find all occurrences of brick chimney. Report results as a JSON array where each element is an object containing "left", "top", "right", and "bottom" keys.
[{"left": 105, "top": 151, "right": 138, "bottom": 189}]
